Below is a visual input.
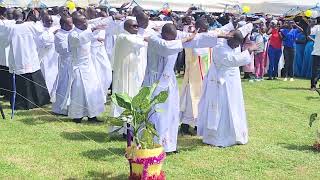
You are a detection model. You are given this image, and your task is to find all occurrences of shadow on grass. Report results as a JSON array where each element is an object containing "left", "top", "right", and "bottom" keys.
[
  {"left": 85, "top": 171, "right": 127, "bottom": 180},
  {"left": 15, "top": 108, "right": 51, "bottom": 116},
  {"left": 177, "top": 135, "right": 206, "bottom": 152},
  {"left": 20, "top": 114, "right": 71, "bottom": 125},
  {"left": 275, "top": 87, "right": 311, "bottom": 91},
  {"left": 81, "top": 148, "right": 125, "bottom": 161},
  {"left": 306, "top": 96, "right": 320, "bottom": 100},
  {"left": 279, "top": 143, "right": 319, "bottom": 153},
  {"left": 61, "top": 131, "right": 125, "bottom": 143}
]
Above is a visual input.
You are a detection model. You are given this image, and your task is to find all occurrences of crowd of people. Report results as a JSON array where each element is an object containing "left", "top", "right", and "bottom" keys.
[{"left": 0, "top": 4, "right": 319, "bottom": 153}]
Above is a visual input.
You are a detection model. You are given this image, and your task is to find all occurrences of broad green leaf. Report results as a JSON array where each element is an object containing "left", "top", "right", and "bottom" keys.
[
  {"left": 121, "top": 109, "right": 132, "bottom": 117},
  {"left": 310, "top": 113, "right": 318, "bottom": 127},
  {"left": 140, "top": 100, "right": 151, "bottom": 113},
  {"left": 111, "top": 93, "right": 132, "bottom": 110},
  {"left": 151, "top": 91, "right": 169, "bottom": 105},
  {"left": 146, "top": 122, "right": 158, "bottom": 137},
  {"left": 106, "top": 117, "right": 126, "bottom": 127},
  {"left": 134, "top": 112, "right": 146, "bottom": 125},
  {"left": 108, "top": 127, "right": 123, "bottom": 135},
  {"left": 132, "top": 87, "right": 150, "bottom": 109},
  {"left": 148, "top": 82, "right": 159, "bottom": 99},
  {"left": 155, "top": 108, "right": 164, "bottom": 113},
  {"left": 141, "top": 128, "right": 155, "bottom": 149}
]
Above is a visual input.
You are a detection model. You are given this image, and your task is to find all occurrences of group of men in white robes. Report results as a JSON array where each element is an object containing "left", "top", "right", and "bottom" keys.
[{"left": 0, "top": 5, "right": 257, "bottom": 152}]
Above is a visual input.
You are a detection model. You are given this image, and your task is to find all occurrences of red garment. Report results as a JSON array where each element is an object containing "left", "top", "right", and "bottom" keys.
[{"left": 269, "top": 28, "right": 282, "bottom": 49}]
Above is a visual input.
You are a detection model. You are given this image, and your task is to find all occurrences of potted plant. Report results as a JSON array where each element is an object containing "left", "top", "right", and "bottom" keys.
[{"left": 109, "top": 83, "right": 168, "bottom": 180}]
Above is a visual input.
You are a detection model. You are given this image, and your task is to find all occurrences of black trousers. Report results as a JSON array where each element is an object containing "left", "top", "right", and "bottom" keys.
[
  {"left": 10, "top": 70, "right": 50, "bottom": 110},
  {"left": 283, "top": 47, "right": 295, "bottom": 78},
  {"left": 174, "top": 49, "right": 185, "bottom": 73},
  {"left": 311, "top": 55, "right": 320, "bottom": 88},
  {"left": 0, "top": 65, "right": 12, "bottom": 99}
]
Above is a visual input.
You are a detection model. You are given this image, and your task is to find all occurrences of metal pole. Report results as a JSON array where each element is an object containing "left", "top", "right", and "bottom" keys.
[{"left": 11, "top": 73, "right": 16, "bottom": 120}]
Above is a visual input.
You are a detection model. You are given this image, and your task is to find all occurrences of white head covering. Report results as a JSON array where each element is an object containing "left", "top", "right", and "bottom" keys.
[
  {"left": 109, "top": 8, "right": 118, "bottom": 13},
  {"left": 271, "top": 19, "right": 278, "bottom": 25},
  {"left": 238, "top": 23, "right": 253, "bottom": 37}
]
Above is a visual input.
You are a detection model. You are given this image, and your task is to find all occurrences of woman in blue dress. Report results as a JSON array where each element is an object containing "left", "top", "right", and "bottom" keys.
[
  {"left": 302, "top": 20, "right": 317, "bottom": 78},
  {"left": 294, "top": 32, "right": 306, "bottom": 77}
]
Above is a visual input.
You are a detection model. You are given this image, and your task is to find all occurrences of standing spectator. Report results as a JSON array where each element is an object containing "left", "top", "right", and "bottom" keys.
[
  {"left": 294, "top": 31, "right": 306, "bottom": 77},
  {"left": 267, "top": 20, "right": 282, "bottom": 80},
  {"left": 310, "top": 18, "right": 320, "bottom": 90},
  {"left": 253, "top": 26, "right": 266, "bottom": 80},
  {"left": 302, "top": 19, "right": 320, "bottom": 78},
  {"left": 280, "top": 20, "right": 303, "bottom": 81}
]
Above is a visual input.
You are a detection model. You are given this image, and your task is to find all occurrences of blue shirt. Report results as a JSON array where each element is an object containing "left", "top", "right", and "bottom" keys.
[
  {"left": 280, "top": 28, "right": 300, "bottom": 48},
  {"left": 209, "top": 21, "right": 222, "bottom": 30}
]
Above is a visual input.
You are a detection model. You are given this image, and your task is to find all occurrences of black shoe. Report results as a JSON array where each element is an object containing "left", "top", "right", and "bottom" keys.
[
  {"left": 88, "top": 117, "right": 103, "bottom": 123},
  {"left": 267, "top": 77, "right": 273, "bottom": 80},
  {"left": 167, "top": 150, "right": 178, "bottom": 155},
  {"left": 180, "top": 124, "right": 191, "bottom": 135},
  {"left": 273, "top": 77, "right": 278, "bottom": 80},
  {"left": 122, "top": 133, "right": 127, "bottom": 140},
  {"left": 73, "top": 118, "right": 82, "bottom": 123}
]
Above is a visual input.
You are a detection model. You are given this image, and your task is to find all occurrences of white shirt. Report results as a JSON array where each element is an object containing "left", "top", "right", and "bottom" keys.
[
  {"left": 0, "top": 21, "right": 44, "bottom": 74},
  {"left": 312, "top": 30, "right": 320, "bottom": 56},
  {"left": 311, "top": 25, "right": 320, "bottom": 36}
]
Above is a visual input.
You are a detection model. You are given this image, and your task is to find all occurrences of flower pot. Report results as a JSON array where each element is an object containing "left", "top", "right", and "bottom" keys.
[{"left": 126, "top": 145, "right": 166, "bottom": 180}]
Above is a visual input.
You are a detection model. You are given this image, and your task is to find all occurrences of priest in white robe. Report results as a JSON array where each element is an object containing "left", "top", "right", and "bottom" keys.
[
  {"left": 110, "top": 19, "right": 147, "bottom": 117},
  {"left": 0, "top": 9, "right": 50, "bottom": 110},
  {"left": 87, "top": 10, "right": 113, "bottom": 95},
  {"left": 0, "top": 16, "right": 15, "bottom": 99},
  {"left": 180, "top": 18, "right": 213, "bottom": 134},
  {"left": 37, "top": 14, "right": 59, "bottom": 98},
  {"left": 52, "top": 15, "right": 73, "bottom": 115},
  {"left": 197, "top": 23, "right": 256, "bottom": 147},
  {"left": 63, "top": 14, "right": 106, "bottom": 123},
  {"left": 144, "top": 23, "right": 230, "bottom": 153}
]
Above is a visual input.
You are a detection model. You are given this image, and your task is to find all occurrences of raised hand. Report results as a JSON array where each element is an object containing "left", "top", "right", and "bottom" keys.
[{"left": 247, "top": 43, "right": 258, "bottom": 54}]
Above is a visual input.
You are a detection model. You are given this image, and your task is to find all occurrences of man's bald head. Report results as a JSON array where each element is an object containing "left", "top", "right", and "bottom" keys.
[
  {"left": 59, "top": 6, "right": 69, "bottom": 16},
  {"left": 13, "top": 9, "right": 23, "bottom": 21},
  {"left": 60, "top": 15, "right": 73, "bottom": 31},
  {"left": 195, "top": 18, "right": 209, "bottom": 33},
  {"left": 161, "top": 23, "right": 177, "bottom": 40},
  {"left": 136, "top": 12, "right": 149, "bottom": 29},
  {"left": 86, "top": 6, "right": 97, "bottom": 19},
  {"left": 72, "top": 13, "right": 88, "bottom": 30},
  {"left": 227, "top": 30, "right": 244, "bottom": 49},
  {"left": 6, "top": 8, "right": 14, "bottom": 20},
  {"left": 42, "top": 14, "right": 53, "bottom": 28},
  {"left": 132, "top": 6, "right": 143, "bottom": 17},
  {"left": 124, "top": 19, "right": 139, "bottom": 34}
]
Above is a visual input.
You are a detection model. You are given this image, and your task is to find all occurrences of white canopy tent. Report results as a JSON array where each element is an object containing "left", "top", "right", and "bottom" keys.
[{"left": 1, "top": 0, "right": 320, "bottom": 14}]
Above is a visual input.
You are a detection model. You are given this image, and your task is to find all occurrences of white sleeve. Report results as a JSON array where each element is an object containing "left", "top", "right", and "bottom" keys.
[
  {"left": 121, "top": 34, "right": 146, "bottom": 47},
  {"left": 183, "top": 33, "right": 218, "bottom": 48},
  {"left": 220, "top": 50, "right": 252, "bottom": 67},
  {"left": 54, "top": 33, "right": 68, "bottom": 54},
  {"left": 38, "top": 31, "right": 54, "bottom": 48},
  {"left": 219, "top": 22, "right": 235, "bottom": 32},
  {"left": 68, "top": 29, "right": 94, "bottom": 49},
  {"left": 149, "top": 35, "right": 183, "bottom": 56}
]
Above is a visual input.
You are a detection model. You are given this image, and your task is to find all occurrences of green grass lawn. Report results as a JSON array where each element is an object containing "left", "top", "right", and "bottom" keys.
[{"left": 1, "top": 79, "right": 320, "bottom": 179}]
